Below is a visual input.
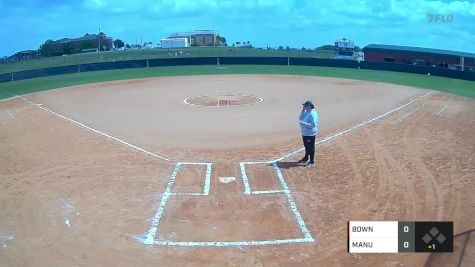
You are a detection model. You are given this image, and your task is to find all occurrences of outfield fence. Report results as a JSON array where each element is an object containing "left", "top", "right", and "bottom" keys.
[{"left": 0, "top": 57, "right": 474, "bottom": 83}]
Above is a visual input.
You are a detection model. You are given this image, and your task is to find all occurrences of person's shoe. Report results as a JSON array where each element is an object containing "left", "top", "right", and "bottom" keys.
[
  {"left": 305, "top": 162, "right": 315, "bottom": 168},
  {"left": 298, "top": 158, "right": 308, "bottom": 164}
]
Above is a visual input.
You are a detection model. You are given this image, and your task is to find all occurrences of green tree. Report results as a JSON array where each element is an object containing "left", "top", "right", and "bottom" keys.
[
  {"left": 39, "top": 40, "right": 55, "bottom": 57},
  {"left": 278, "top": 45, "right": 284, "bottom": 50},
  {"left": 317, "top": 45, "right": 334, "bottom": 50},
  {"left": 216, "top": 35, "right": 227, "bottom": 46},
  {"left": 80, "top": 40, "right": 95, "bottom": 50},
  {"left": 62, "top": 42, "right": 74, "bottom": 54},
  {"left": 113, "top": 39, "right": 125, "bottom": 49}
]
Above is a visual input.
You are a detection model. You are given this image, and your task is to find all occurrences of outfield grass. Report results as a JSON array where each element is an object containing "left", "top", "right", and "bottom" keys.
[
  {"left": 0, "top": 65, "right": 474, "bottom": 100},
  {"left": 0, "top": 47, "right": 333, "bottom": 74}
]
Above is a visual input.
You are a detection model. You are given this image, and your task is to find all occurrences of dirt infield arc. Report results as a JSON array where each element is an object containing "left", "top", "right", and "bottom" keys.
[
  {"left": 184, "top": 94, "right": 263, "bottom": 107},
  {"left": 0, "top": 75, "right": 474, "bottom": 266}
]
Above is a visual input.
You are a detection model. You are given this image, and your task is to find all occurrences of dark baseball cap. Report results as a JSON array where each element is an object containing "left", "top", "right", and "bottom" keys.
[{"left": 302, "top": 100, "right": 314, "bottom": 106}]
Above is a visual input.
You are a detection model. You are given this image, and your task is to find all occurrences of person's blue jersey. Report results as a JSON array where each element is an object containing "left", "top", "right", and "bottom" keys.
[{"left": 299, "top": 109, "right": 319, "bottom": 136}]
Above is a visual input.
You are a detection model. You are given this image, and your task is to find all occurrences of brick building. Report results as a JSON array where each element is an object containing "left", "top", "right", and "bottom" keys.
[
  {"left": 363, "top": 44, "right": 475, "bottom": 71},
  {"left": 169, "top": 30, "right": 218, "bottom": 46},
  {"left": 49, "top": 33, "right": 113, "bottom": 56}
]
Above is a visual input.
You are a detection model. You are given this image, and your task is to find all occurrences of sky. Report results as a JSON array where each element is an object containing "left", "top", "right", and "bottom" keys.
[{"left": 0, "top": 0, "right": 474, "bottom": 57}]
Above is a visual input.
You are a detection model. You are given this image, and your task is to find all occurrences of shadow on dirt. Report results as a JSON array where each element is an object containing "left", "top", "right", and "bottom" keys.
[{"left": 276, "top": 161, "right": 301, "bottom": 169}]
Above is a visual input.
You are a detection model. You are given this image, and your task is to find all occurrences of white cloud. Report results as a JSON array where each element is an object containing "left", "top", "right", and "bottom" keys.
[{"left": 2, "top": 0, "right": 475, "bottom": 56}]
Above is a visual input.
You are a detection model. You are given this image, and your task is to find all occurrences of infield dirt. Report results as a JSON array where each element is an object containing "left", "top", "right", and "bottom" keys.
[{"left": 0, "top": 75, "right": 474, "bottom": 266}]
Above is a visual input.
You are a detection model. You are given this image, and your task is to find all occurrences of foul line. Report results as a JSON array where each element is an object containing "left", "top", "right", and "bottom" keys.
[
  {"left": 6, "top": 110, "right": 15, "bottom": 120},
  {"left": 0, "top": 89, "right": 434, "bottom": 165},
  {"left": 0, "top": 95, "right": 20, "bottom": 103},
  {"left": 436, "top": 104, "right": 448, "bottom": 116},
  {"left": 0, "top": 88, "right": 171, "bottom": 162},
  {"left": 244, "top": 90, "right": 435, "bottom": 164}
]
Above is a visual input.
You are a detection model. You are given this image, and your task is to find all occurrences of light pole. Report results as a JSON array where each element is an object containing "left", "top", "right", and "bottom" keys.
[{"left": 98, "top": 27, "right": 101, "bottom": 52}]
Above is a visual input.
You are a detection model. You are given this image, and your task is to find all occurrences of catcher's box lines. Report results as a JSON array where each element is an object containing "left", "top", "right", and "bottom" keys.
[
  {"left": 144, "top": 161, "right": 314, "bottom": 246},
  {"left": 0, "top": 88, "right": 435, "bottom": 247},
  {"left": 144, "top": 91, "right": 435, "bottom": 247}
]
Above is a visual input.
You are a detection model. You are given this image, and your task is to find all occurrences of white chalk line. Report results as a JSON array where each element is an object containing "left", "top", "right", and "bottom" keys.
[
  {"left": 203, "top": 163, "right": 212, "bottom": 195},
  {"left": 239, "top": 162, "right": 252, "bottom": 195},
  {"left": 0, "top": 95, "right": 20, "bottom": 103},
  {"left": 220, "top": 91, "right": 435, "bottom": 247},
  {"left": 250, "top": 190, "right": 286, "bottom": 195},
  {"left": 272, "top": 162, "right": 313, "bottom": 240},
  {"left": 393, "top": 109, "right": 418, "bottom": 124},
  {"left": 169, "top": 192, "right": 204, "bottom": 196},
  {"left": 240, "top": 162, "right": 312, "bottom": 239},
  {"left": 6, "top": 110, "right": 15, "bottom": 120},
  {"left": 244, "top": 91, "right": 435, "bottom": 165},
  {"left": 169, "top": 189, "right": 286, "bottom": 196},
  {"left": 0, "top": 88, "right": 171, "bottom": 162},
  {"left": 436, "top": 104, "right": 448, "bottom": 116},
  {"left": 1, "top": 234, "right": 14, "bottom": 248},
  {"left": 145, "top": 91, "right": 435, "bottom": 247},
  {"left": 145, "top": 163, "right": 181, "bottom": 245},
  {"left": 2, "top": 88, "right": 435, "bottom": 247},
  {"left": 0, "top": 89, "right": 434, "bottom": 165},
  {"left": 2, "top": 88, "right": 314, "bottom": 247},
  {"left": 176, "top": 162, "right": 211, "bottom": 165},
  {"left": 146, "top": 161, "right": 314, "bottom": 247},
  {"left": 151, "top": 237, "right": 314, "bottom": 246},
  {"left": 169, "top": 162, "right": 212, "bottom": 196},
  {"left": 145, "top": 162, "right": 213, "bottom": 244}
]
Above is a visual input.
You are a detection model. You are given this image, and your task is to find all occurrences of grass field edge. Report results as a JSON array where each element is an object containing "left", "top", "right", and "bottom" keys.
[{"left": 0, "top": 65, "right": 474, "bottom": 100}]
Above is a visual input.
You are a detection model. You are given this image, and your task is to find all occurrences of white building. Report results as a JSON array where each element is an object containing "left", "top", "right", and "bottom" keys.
[{"left": 160, "top": 37, "right": 189, "bottom": 48}]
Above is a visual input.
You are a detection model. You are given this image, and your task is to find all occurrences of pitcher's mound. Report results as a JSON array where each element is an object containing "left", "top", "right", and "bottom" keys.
[{"left": 184, "top": 94, "right": 263, "bottom": 107}]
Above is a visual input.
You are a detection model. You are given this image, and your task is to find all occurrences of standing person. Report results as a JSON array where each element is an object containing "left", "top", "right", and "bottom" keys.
[{"left": 298, "top": 100, "right": 319, "bottom": 167}]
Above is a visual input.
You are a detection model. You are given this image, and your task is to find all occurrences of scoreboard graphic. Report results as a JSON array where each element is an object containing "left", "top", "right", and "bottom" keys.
[
  {"left": 334, "top": 38, "right": 355, "bottom": 59},
  {"left": 348, "top": 221, "right": 453, "bottom": 253}
]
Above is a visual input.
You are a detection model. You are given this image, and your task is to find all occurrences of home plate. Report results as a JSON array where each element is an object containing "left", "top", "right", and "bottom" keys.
[{"left": 219, "top": 176, "right": 236, "bottom": 184}]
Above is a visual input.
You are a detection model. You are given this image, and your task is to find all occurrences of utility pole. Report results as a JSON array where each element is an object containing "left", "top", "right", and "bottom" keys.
[{"left": 98, "top": 27, "right": 101, "bottom": 52}]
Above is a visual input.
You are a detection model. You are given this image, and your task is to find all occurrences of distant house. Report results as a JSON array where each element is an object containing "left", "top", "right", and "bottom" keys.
[
  {"left": 5, "top": 50, "right": 41, "bottom": 62},
  {"left": 168, "top": 30, "right": 218, "bottom": 46},
  {"left": 47, "top": 33, "right": 113, "bottom": 56}
]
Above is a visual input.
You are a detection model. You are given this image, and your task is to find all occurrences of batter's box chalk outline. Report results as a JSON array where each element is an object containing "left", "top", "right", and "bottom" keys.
[
  {"left": 143, "top": 162, "right": 314, "bottom": 246},
  {"left": 0, "top": 88, "right": 433, "bottom": 247},
  {"left": 169, "top": 162, "right": 212, "bottom": 196}
]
